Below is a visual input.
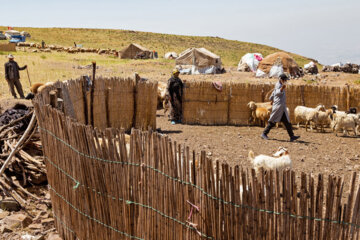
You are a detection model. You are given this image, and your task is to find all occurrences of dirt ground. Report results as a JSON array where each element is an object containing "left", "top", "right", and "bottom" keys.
[{"left": 156, "top": 110, "right": 360, "bottom": 195}]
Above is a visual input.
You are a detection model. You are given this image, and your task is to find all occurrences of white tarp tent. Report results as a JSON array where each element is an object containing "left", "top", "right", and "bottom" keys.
[
  {"left": 237, "top": 53, "right": 263, "bottom": 72},
  {"left": 176, "top": 48, "right": 223, "bottom": 74},
  {"left": 164, "top": 52, "right": 178, "bottom": 59}
]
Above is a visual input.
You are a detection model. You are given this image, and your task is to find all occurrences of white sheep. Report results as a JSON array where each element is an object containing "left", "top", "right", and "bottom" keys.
[
  {"left": 332, "top": 114, "right": 357, "bottom": 136},
  {"left": 294, "top": 105, "right": 325, "bottom": 131},
  {"left": 248, "top": 147, "right": 291, "bottom": 173},
  {"left": 315, "top": 109, "right": 333, "bottom": 132}
]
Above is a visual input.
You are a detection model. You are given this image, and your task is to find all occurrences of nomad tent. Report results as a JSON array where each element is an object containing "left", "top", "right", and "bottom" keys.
[
  {"left": 164, "top": 52, "right": 178, "bottom": 59},
  {"left": 176, "top": 48, "right": 223, "bottom": 74},
  {"left": 256, "top": 52, "right": 303, "bottom": 78},
  {"left": 119, "top": 43, "right": 152, "bottom": 59}
]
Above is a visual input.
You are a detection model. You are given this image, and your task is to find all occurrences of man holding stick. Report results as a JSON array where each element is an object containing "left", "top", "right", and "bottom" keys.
[{"left": 4, "top": 54, "right": 27, "bottom": 99}]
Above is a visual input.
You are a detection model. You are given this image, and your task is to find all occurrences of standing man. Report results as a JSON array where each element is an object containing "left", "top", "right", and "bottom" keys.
[
  {"left": 167, "top": 69, "right": 184, "bottom": 125},
  {"left": 4, "top": 54, "right": 27, "bottom": 99},
  {"left": 261, "top": 73, "right": 300, "bottom": 142}
]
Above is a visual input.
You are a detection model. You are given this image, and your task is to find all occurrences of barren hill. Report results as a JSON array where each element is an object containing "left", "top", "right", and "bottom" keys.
[{"left": 1, "top": 26, "right": 314, "bottom": 66}]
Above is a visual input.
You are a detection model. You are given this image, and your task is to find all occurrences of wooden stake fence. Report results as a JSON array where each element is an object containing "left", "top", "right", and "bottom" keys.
[{"left": 33, "top": 86, "right": 360, "bottom": 240}]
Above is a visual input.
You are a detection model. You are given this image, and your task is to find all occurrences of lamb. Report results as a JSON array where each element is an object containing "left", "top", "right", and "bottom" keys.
[
  {"left": 252, "top": 107, "right": 271, "bottom": 127},
  {"left": 247, "top": 101, "right": 272, "bottom": 126},
  {"left": 248, "top": 147, "right": 291, "bottom": 173},
  {"left": 332, "top": 114, "right": 357, "bottom": 136},
  {"left": 294, "top": 104, "right": 325, "bottom": 131},
  {"left": 314, "top": 109, "right": 333, "bottom": 132},
  {"left": 330, "top": 105, "right": 353, "bottom": 132}
]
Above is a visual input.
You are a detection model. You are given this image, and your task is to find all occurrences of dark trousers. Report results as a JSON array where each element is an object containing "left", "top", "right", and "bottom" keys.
[
  {"left": 169, "top": 93, "right": 182, "bottom": 121},
  {"left": 263, "top": 113, "right": 294, "bottom": 137},
  {"left": 7, "top": 78, "right": 25, "bottom": 98}
]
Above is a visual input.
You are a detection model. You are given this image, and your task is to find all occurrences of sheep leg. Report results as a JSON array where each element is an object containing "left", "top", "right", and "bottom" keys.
[{"left": 310, "top": 122, "right": 314, "bottom": 131}]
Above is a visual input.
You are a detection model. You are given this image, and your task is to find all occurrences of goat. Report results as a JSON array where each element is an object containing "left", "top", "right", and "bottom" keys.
[
  {"left": 248, "top": 147, "right": 291, "bottom": 174},
  {"left": 294, "top": 104, "right": 325, "bottom": 131}
]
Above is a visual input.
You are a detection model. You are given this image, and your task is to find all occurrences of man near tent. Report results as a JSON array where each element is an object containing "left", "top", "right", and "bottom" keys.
[
  {"left": 4, "top": 54, "right": 27, "bottom": 99},
  {"left": 261, "top": 74, "right": 300, "bottom": 142},
  {"left": 167, "top": 69, "right": 184, "bottom": 124}
]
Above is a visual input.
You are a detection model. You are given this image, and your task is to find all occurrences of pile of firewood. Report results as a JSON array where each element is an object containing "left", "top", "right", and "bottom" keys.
[{"left": 0, "top": 104, "right": 46, "bottom": 204}]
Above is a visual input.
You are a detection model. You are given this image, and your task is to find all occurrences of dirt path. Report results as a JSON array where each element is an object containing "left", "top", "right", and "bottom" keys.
[{"left": 156, "top": 110, "right": 360, "bottom": 195}]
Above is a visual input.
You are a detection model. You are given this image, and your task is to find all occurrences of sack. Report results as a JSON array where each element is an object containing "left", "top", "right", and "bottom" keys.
[
  {"left": 269, "top": 64, "right": 284, "bottom": 78},
  {"left": 255, "top": 69, "right": 267, "bottom": 78}
]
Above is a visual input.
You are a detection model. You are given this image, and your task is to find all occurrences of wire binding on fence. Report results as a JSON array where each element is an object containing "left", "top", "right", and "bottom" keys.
[
  {"left": 45, "top": 156, "right": 214, "bottom": 239},
  {"left": 40, "top": 126, "right": 360, "bottom": 230},
  {"left": 49, "top": 184, "right": 144, "bottom": 240},
  {"left": 53, "top": 212, "right": 77, "bottom": 236}
]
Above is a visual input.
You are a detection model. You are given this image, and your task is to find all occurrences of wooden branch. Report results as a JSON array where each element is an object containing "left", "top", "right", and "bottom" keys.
[{"left": 0, "top": 114, "right": 37, "bottom": 177}]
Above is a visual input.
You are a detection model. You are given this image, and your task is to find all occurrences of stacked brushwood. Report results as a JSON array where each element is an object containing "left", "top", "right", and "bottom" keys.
[
  {"left": 0, "top": 104, "right": 46, "bottom": 196},
  {"left": 322, "top": 63, "right": 360, "bottom": 74}
]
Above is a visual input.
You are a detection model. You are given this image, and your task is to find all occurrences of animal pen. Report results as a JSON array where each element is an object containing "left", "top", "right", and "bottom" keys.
[
  {"left": 182, "top": 81, "right": 360, "bottom": 125},
  {"left": 34, "top": 77, "right": 360, "bottom": 239}
]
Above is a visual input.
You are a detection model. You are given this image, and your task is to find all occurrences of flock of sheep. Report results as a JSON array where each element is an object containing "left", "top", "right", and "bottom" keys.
[
  {"left": 17, "top": 42, "right": 118, "bottom": 55},
  {"left": 247, "top": 101, "right": 360, "bottom": 136}
]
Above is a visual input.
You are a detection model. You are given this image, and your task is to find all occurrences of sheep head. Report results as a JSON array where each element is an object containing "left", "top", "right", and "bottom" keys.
[
  {"left": 273, "top": 147, "right": 289, "bottom": 157},
  {"left": 316, "top": 104, "right": 326, "bottom": 112},
  {"left": 247, "top": 101, "right": 257, "bottom": 111}
]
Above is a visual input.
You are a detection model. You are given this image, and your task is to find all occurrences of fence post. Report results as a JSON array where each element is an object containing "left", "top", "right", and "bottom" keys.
[{"left": 49, "top": 90, "right": 58, "bottom": 108}]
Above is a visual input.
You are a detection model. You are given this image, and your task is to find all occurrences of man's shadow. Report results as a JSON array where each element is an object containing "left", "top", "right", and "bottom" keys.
[
  {"left": 157, "top": 129, "right": 183, "bottom": 134},
  {"left": 269, "top": 138, "right": 312, "bottom": 144}
]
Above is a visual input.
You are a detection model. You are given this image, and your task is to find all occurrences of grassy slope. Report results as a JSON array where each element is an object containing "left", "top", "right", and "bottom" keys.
[{"left": 0, "top": 27, "right": 312, "bottom": 67}]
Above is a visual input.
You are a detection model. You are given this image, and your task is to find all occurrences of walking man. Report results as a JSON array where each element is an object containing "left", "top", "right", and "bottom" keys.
[
  {"left": 4, "top": 54, "right": 27, "bottom": 99},
  {"left": 167, "top": 69, "right": 184, "bottom": 125},
  {"left": 261, "top": 73, "right": 300, "bottom": 142}
]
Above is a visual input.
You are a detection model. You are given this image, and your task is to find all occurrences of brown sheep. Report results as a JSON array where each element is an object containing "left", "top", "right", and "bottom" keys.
[
  {"left": 30, "top": 82, "right": 54, "bottom": 94},
  {"left": 252, "top": 107, "right": 271, "bottom": 127},
  {"left": 247, "top": 101, "right": 272, "bottom": 125}
]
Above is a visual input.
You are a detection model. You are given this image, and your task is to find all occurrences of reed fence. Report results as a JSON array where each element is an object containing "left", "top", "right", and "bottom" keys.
[
  {"left": 37, "top": 76, "right": 157, "bottom": 132},
  {"left": 182, "top": 81, "right": 360, "bottom": 126},
  {"left": 34, "top": 85, "right": 360, "bottom": 239}
]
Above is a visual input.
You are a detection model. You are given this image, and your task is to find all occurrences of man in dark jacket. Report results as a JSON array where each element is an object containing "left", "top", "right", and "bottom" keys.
[
  {"left": 167, "top": 69, "right": 184, "bottom": 124},
  {"left": 4, "top": 54, "right": 27, "bottom": 99}
]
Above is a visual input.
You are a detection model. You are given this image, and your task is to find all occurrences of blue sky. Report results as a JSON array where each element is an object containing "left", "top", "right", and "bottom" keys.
[{"left": 1, "top": 0, "right": 359, "bottom": 65}]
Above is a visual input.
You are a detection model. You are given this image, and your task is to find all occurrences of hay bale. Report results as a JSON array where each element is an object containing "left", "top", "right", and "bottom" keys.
[
  {"left": 134, "top": 80, "right": 157, "bottom": 130},
  {"left": 182, "top": 81, "right": 230, "bottom": 125}
]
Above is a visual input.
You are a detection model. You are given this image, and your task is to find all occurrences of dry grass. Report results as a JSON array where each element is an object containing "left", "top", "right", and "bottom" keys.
[
  {"left": 0, "top": 26, "right": 313, "bottom": 66},
  {"left": 0, "top": 50, "right": 174, "bottom": 97}
]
